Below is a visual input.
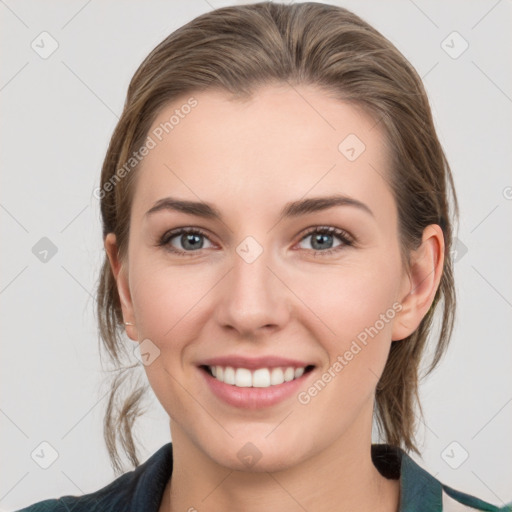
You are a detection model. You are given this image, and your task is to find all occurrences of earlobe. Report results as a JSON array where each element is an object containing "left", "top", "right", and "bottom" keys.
[
  {"left": 391, "top": 225, "right": 445, "bottom": 341},
  {"left": 104, "top": 233, "right": 138, "bottom": 341}
]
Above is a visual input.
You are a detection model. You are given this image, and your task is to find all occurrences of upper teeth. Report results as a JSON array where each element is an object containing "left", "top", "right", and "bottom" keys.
[{"left": 209, "top": 366, "right": 306, "bottom": 388}]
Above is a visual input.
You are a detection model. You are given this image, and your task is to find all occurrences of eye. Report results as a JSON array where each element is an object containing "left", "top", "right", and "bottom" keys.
[
  {"left": 296, "top": 226, "right": 354, "bottom": 256},
  {"left": 157, "top": 227, "right": 214, "bottom": 256},
  {"left": 157, "top": 225, "right": 355, "bottom": 257}
]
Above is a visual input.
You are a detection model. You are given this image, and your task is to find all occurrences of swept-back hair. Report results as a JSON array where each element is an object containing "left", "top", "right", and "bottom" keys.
[{"left": 96, "top": 1, "right": 457, "bottom": 474}]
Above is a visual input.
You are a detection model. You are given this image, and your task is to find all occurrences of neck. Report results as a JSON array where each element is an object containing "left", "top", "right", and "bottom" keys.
[{"left": 161, "top": 405, "right": 400, "bottom": 512}]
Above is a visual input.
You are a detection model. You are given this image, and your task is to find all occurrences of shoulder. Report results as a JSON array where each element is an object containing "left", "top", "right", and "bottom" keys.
[
  {"left": 13, "top": 469, "right": 138, "bottom": 512},
  {"left": 13, "top": 443, "right": 173, "bottom": 512},
  {"left": 372, "top": 444, "right": 512, "bottom": 512},
  {"left": 401, "top": 449, "right": 512, "bottom": 512},
  {"left": 441, "top": 484, "right": 512, "bottom": 512},
  {"left": 13, "top": 499, "right": 64, "bottom": 512}
]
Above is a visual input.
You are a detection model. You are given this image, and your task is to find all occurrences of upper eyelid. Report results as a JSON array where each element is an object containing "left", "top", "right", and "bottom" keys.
[{"left": 161, "top": 225, "right": 354, "bottom": 249}]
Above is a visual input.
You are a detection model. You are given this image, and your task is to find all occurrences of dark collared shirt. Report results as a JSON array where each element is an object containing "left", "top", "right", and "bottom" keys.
[{"left": 15, "top": 443, "right": 512, "bottom": 511}]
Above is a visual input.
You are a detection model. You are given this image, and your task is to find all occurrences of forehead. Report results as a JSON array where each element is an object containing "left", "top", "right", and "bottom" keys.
[{"left": 132, "top": 84, "right": 395, "bottom": 224}]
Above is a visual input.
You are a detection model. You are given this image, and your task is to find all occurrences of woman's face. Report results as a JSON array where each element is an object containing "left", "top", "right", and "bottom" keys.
[{"left": 109, "top": 84, "right": 415, "bottom": 472}]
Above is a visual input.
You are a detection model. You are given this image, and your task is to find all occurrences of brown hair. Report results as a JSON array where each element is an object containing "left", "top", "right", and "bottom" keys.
[{"left": 96, "top": 1, "right": 458, "bottom": 475}]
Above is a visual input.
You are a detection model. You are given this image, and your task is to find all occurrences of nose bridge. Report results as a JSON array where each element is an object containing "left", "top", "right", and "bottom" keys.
[{"left": 216, "top": 234, "right": 289, "bottom": 334}]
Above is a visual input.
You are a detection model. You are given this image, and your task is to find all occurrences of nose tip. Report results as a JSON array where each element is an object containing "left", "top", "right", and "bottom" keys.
[{"left": 214, "top": 242, "right": 290, "bottom": 336}]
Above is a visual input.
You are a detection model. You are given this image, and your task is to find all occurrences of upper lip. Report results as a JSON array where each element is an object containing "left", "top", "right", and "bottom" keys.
[{"left": 198, "top": 356, "right": 315, "bottom": 370}]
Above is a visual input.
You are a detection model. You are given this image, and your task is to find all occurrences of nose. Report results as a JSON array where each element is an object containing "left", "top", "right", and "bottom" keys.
[{"left": 214, "top": 239, "right": 291, "bottom": 338}]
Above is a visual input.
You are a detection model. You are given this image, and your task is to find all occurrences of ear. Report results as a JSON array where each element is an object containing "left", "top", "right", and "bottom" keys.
[
  {"left": 104, "top": 233, "right": 138, "bottom": 342},
  {"left": 392, "top": 224, "right": 445, "bottom": 341}
]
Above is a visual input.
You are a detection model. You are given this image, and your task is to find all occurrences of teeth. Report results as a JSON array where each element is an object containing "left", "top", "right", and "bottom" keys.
[
  {"left": 253, "top": 368, "right": 271, "bottom": 387},
  {"left": 284, "top": 367, "right": 295, "bottom": 382},
  {"left": 207, "top": 365, "right": 309, "bottom": 388},
  {"left": 235, "top": 368, "right": 252, "bottom": 387},
  {"left": 270, "top": 367, "right": 284, "bottom": 385},
  {"left": 224, "top": 366, "right": 235, "bottom": 385}
]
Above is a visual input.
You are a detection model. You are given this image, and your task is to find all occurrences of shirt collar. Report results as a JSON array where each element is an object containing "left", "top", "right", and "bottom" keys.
[
  {"left": 130, "top": 442, "right": 444, "bottom": 511},
  {"left": 372, "top": 444, "right": 443, "bottom": 511}
]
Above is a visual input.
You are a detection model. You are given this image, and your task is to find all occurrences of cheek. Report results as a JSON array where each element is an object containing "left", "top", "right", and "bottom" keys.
[
  {"left": 129, "top": 254, "right": 203, "bottom": 341},
  {"left": 127, "top": 258, "right": 205, "bottom": 418},
  {"left": 302, "top": 255, "right": 402, "bottom": 342},
  {"left": 301, "top": 255, "right": 402, "bottom": 396},
  {"left": 128, "top": 244, "right": 403, "bottom": 358},
  {"left": 127, "top": 243, "right": 403, "bottom": 412}
]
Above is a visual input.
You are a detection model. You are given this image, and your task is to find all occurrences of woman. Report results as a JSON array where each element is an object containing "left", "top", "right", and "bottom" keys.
[{"left": 16, "top": 2, "right": 511, "bottom": 511}]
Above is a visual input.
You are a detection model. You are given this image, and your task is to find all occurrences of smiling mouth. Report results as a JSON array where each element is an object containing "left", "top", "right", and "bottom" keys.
[{"left": 199, "top": 364, "right": 315, "bottom": 388}]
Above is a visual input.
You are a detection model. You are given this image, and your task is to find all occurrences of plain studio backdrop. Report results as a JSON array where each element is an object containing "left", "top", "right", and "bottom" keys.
[{"left": 1, "top": 0, "right": 511, "bottom": 510}]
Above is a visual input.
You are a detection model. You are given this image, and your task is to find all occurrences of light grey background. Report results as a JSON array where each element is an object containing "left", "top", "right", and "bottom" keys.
[{"left": 1, "top": 0, "right": 511, "bottom": 509}]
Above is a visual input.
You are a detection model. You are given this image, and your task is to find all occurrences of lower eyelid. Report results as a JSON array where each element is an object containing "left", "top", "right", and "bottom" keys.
[
  {"left": 163, "top": 230, "right": 213, "bottom": 251},
  {"left": 160, "top": 227, "right": 354, "bottom": 254},
  {"left": 296, "top": 236, "right": 349, "bottom": 254}
]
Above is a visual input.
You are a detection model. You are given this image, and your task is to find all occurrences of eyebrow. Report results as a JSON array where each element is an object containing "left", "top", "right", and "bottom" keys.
[{"left": 145, "top": 194, "right": 374, "bottom": 220}]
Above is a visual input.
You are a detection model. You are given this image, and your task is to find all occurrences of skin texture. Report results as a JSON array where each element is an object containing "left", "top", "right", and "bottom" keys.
[{"left": 105, "top": 84, "right": 444, "bottom": 512}]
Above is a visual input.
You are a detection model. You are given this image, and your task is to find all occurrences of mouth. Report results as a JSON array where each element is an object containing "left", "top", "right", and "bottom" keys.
[
  {"left": 199, "top": 364, "right": 316, "bottom": 388},
  {"left": 197, "top": 362, "right": 316, "bottom": 409}
]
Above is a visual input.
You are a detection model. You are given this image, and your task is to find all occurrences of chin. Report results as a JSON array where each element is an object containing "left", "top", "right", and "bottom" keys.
[
  {"left": 220, "top": 449, "right": 301, "bottom": 473},
  {"left": 204, "top": 434, "right": 306, "bottom": 473}
]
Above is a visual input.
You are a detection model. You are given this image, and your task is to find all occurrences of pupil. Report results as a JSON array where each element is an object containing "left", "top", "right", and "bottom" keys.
[
  {"left": 180, "top": 233, "right": 334, "bottom": 251},
  {"left": 183, "top": 234, "right": 202, "bottom": 250},
  {"left": 313, "top": 233, "right": 332, "bottom": 250}
]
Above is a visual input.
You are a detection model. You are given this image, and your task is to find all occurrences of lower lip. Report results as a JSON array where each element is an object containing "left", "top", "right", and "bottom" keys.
[{"left": 199, "top": 367, "right": 314, "bottom": 409}]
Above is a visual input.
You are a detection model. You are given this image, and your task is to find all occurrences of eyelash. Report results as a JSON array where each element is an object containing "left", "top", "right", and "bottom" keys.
[{"left": 157, "top": 226, "right": 355, "bottom": 258}]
